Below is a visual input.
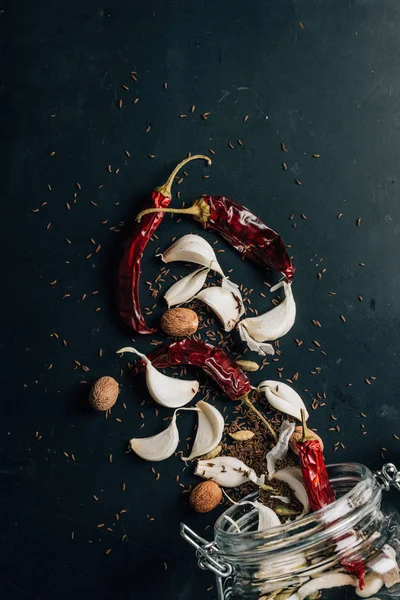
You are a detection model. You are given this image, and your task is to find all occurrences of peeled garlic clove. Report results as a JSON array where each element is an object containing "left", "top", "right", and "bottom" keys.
[
  {"left": 160, "top": 233, "right": 224, "bottom": 276},
  {"left": 258, "top": 380, "right": 309, "bottom": 422},
  {"left": 117, "top": 346, "right": 199, "bottom": 408},
  {"left": 183, "top": 400, "right": 224, "bottom": 460},
  {"left": 288, "top": 573, "right": 357, "bottom": 600},
  {"left": 356, "top": 573, "right": 384, "bottom": 597},
  {"left": 129, "top": 408, "right": 197, "bottom": 461},
  {"left": 238, "top": 281, "right": 295, "bottom": 355},
  {"left": 195, "top": 456, "right": 265, "bottom": 488},
  {"left": 234, "top": 499, "right": 281, "bottom": 531},
  {"left": 266, "top": 420, "right": 296, "bottom": 478},
  {"left": 164, "top": 266, "right": 210, "bottom": 308},
  {"left": 195, "top": 278, "right": 244, "bottom": 332},
  {"left": 368, "top": 544, "right": 400, "bottom": 588},
  {"left": 272, "top": 467, "right": 310, "bottom": 515}
]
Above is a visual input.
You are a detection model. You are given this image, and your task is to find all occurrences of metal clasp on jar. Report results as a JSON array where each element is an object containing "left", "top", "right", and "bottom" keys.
[{"left": 375, "top": 462, "right": 400, "bottom": 492}]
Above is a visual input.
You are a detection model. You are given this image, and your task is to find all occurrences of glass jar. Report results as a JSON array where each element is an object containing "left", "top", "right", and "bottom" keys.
[{"left": 181, "top": 462, "right": 400, "bottom": 600}]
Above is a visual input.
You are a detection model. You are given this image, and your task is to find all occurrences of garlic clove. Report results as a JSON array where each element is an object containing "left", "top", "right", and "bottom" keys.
[
  {"left": 238, "top": 322, "right": 275, "bottom": 356},
  {"left": 183, "top": 400, "right": 224, "bottom": 460},
  {"left": 129, "top": 408, "right": 197, "bottom": 461},
  {"left": 368, "top": 544, "right": 400, "bottom": 588},
  {"left": 287, "top": 573, "right": 358, "bottom": 600},
  {"left": 195, "top": 456, "right": 265, "bottom": 488},
  {"left": 225, "top": 494, "right": 281, "bottom": 532},
  {"left": 160, "top": 234, "right": 225, "bottom": 276},
  {"left": 272, "top": 467, "right": 310, "bottom": 516},
  {"left": 355, "top": 572, "right": 384, "bottom": 597},
  {"left": 266, "top": 420, "right": 296, "bottom": 478},
  {"left": 117, "top": 346, "right": 199, "bottom": 408},
  {"left": 258, "top": 380, "right": 309, "bottom": 422},
  {"left": 238, "top": 281, "right": 295, "bottom": 355},
  {"left": 164, "top": 266, "right": 210, "bottom": 308},
  {"left": 195, "top": 278, "right": 245, "bottom": 332}
]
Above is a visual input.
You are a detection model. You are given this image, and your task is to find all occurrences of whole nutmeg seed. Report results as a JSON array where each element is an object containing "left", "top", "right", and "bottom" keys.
[
  {"left": 289, "top": 425, "right": 324, "bottom": 456},
  {"left": 189, "top": 481, "right": 222, "bottom": 513},
  {"left": 160, "top": 308, "right": 199, "bottom": 337},
  {"left": 89, "top": 376, "right": 119, "bottom": 411}
]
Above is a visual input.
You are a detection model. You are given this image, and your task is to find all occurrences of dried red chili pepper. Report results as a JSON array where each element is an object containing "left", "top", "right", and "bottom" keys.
[
  {"left": 133, "top": 338, "right": 277, "bottom": 440},
  {"left": 296, "top": 410, "right": 335, "bottom": 511},
  {"left": 341, "top": 558, "right": 365, "bottom": 590},
  {"left": 117, "top": 155, "right": 211, "bottom": 335},
  {"left": 136, "top": 195, "right": 294, "bottom": 281}
]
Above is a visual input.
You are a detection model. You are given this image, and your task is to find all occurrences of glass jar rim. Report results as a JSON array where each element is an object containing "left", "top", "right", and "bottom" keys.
[{"left": 214, "top": 462, "right": 380, "bottom": 546}]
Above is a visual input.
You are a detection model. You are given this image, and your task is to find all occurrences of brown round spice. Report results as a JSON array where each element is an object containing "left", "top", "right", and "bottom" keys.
[
  {"left": 160, "top": 308, "right": 198, "bottom": 337},
  {"left": 189, "top": 481, "right": 222, "bottom": 513},
  {"left": 89, "top": 376, "right": 119, "bottom": 411},
  {"left": 289, "top": 426, "right": 324, "bottom": 456}
]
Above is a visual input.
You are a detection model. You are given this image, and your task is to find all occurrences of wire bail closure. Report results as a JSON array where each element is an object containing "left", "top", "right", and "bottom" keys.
[{"left": 375, "top": 462, "right": 400, "bottom": 492}]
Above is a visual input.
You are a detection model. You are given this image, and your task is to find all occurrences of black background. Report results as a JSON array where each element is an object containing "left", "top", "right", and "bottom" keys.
[{"left": 1, "top": 0, "right": 400, "bottom": 599}]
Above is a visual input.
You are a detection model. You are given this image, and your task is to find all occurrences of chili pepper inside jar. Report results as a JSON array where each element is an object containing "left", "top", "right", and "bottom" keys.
[{"left": 181, "top": 463, "right": 400, "bottom": 600}]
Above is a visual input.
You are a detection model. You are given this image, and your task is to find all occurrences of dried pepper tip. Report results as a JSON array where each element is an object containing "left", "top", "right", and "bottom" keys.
[
  {"left": 239, "top": 393, "right": 278, "bottom": 442},
  {"left": 136, "top": 155, "right": 211, "bottom": 218}
]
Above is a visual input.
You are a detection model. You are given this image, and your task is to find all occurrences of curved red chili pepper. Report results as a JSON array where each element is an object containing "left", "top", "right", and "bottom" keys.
[
  {"left": 136, "top": 194, "right": 294, "bottom": 282},
  {"left": 116, "top": 155, "right": 211, "bottom": 335},
  {"left": 133, "top": 338, "right": 251, "bottom": 400}
]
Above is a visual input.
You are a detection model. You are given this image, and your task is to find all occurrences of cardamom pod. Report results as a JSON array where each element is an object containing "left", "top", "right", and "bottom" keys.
[
  {"left": 274, "top": 505, "right": 300, "bottom": 516},
  {"left": 236, "top": 359, "right": 260, "bottom": 372},
  {"left": 199, "top": 444, "right": 222, "bottom": 460},
  {"left": 229, "top": 430, "right": 255, "bottom": 441}
]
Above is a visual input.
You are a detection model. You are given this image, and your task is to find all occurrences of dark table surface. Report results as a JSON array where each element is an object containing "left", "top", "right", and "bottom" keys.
[{"left": 2, "top": 0, "right": 400, "bottom": 598}]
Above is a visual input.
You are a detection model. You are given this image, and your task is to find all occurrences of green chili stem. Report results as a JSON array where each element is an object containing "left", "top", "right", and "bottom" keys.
[{"left": 240, "top": 394, "right": 277, "bottom": 442}]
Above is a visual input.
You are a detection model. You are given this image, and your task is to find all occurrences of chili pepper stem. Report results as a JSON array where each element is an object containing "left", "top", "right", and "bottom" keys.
[
  {"left": 136, "top": 197, "right": 211, "bottom": 223},
  {"left": 148, "top": 155, "right": 211, "bottom": 202},
  {"left": 299, "top": 408, "right": 312, "bottom": 442},
  {"left": 240, "top": 394, "right": 277, "bottom": 441}
]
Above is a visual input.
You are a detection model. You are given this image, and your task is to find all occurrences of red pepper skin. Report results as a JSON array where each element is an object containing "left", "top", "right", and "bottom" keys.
[
  {"left": 296, "top": 439, "right": 335, "bottom": 511},
  {"left": 341, "top": 558, "right": 365, "bottom": 590},
  {"left": 117, "top": 189, "right": 170, "bottom": 335},
  {"left": 199, "top": 196, "right": 295, "bottom": 282},
  {"left": 133, "top": 339, "right": 251, "bottom": 400}
]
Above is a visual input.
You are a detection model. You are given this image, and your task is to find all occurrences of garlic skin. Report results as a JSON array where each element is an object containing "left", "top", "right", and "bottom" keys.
[
  {"left": 266, "top": 420, "right": 296, "bottom": 478},
  {"left": 159, "top": 234, "right": 224, "bottom": 276},
  {"left": 117, "top": 346, "right": 199, "bottom": 408},
  {"left": 288, "top": 573, "right": 357, "bottom": 600},
  {"left": 258, "top": 381, "right": 309, "bottom": 422},
  {"left": 129, "top": 408, "right": 197, "bottom": 461},
  {"left": 195, "top": 456, "right": 265, "bottom": 488},
  {"left": 272, "top": 468, "right": 310, "bottom": 516},
  {"left": 195, "top": 278, "right": 244, "bottom": 332},
  {"left": 238, "top": 281, "right": 295, "bottom": 356},
  {"left": 164, "top": 267, "right": 209, "bottom": 308},
  {"left": 183, "top": 401, "right": 224, "bottom": 461},
  {"left": 236, "top": 500, "right": 281, "bottom": 532}
]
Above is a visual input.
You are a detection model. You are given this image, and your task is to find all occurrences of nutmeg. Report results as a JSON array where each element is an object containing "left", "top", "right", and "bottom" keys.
[
  {"left": 189, "top": 481, "right": 222, "bottom": 513},
  {"left": 160, "top": 308, "right": 199, "bottom": 337},
  {"left": 289, "top": 425, "right": 324, "bottom": 455},
  {"left": 89, "top": 376, "right": 119, "bottom": 411}
]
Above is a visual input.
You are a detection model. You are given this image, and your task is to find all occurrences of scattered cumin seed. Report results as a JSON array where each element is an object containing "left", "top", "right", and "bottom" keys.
[
  {"left": 301, "top": 213, "right": 307, "bottom": 219},
  {"left": 125, "top": 150, "right": 131, "bottom": 158},
  {"left": 281, "top": 142, "right": 287, "bottom": 152},
  {"left": 209, "top": 148, "right": 215, "bottom": 155},
  {"left": 360, "top": 412, "right": 367, "bottom": 417},
  {"left": 118, "top": 99, "right": 123, "bottom": 109},
  {"left": 179, "top": 114, "right": 187, "bottom": 118},
  {"left": 147, "top": 154, "right": 155, "bottom": 158},
  {"left": 312, "top": 153, "right": 320, "bottom": 158},
  {"left": 228, "top": 142, "right": 234, "bottom": 149},
  {"left": 340, "top": 315, "right": 346, "bottom": 322},
  {"left": 190, "top": 105, "right": 195, "bottom": 113},
  {"left": 337, "top": 213, "right": 343, "bottom": 219},
  {"left": 50, "top": 151, "right": 56, "bottom": 157},
  {"left": 46, "top": 222, "right": 51, "bottom": 230},
  {"left": 358, "top": 296, "right": 363, "bottom": 301},
  {"left": 93, "top": 495, "right": 99, "bottom": 501},
  {"left": 282, "top": 162, "right": 288, "bottom": 171},
  {"left": 109, "top": 454, "right": 113, "bottom": 463},
  {"left": 237, "top": 139, "right": 243, "bottom": 146},
  {"left": 359, "top": 262, "right": 365, "bottom": 267},
  {"left": 133, "top": 97, "right": 139, "bottom": 103},
  {"left": 295, "top": 179, "right": 302, "bottom": 186},
  {"left": 71, "top": 531, "right": 75, "bottom": 540},
  {"left": 106, "top": 549, "right": 112, "bottom": 555},
  {"left": 356, "top": 218, "right": 361, "bottom": 227},
  {"left": 393, "top": 434, "right": 400, "bottom": 440},
  {"left": 163, "top": 82, "right": 168, "bottom": 89},
  {"left": 63, "top": 451, "right": 69, "bottom": 458},
  {"left": 121, "top": 534, "right": 127, "bottom": 542},
  {"left": 164, "top": 562, "right": 168, "bottom": 570},
  {"left": 122, "top": 482, "right": 126, "bottom": 491},
  {"left": 145, "top": 125, "right": 151, "bottom": 133}
]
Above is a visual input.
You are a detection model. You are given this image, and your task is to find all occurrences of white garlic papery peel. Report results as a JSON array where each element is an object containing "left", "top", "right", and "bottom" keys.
[
  {"left": 356, "top": 573, "right": 384, "bottom": 598},
  {"left": 288, "top": 573, "right": 358, "bottom": 600},
  {"left": 237, "top": 281, "right": 295, "bottom": 355},
  {"left": 195, "top": 278, "right": 245, "bottom": 332},
  {"left": 272, "top": 468, "right": 310, "bottom": 516},
  {"left": 183, "top": 400, "right": 224, "bottom": 460},
  {"left": 258, "top": 380, "right": 309, "bottom": 422},
  {"left": 117, "top": 346, "right": 199, "bottom": 408},
  {"left": 160, "top": 234, "right": 225, "bottom": 276},
  {"left": 195, "top": 456, "right": 265, "bottom": 488},
  {"left": 270, "top": 494, "right": 291, "bottom": 504},
  {"left": 266, "top": 420, "right": 296, "bottom": 478},
  {"left": 129, "top": 408, "right": 198, "bottom": 461},
  {"left": 164, "top": 266, "right": 209, "bottom": 308}
]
